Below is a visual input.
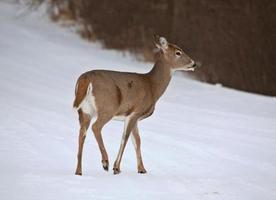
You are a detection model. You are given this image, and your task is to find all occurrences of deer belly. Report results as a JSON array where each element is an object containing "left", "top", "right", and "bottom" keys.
[{"left": 112, "top": 115, "right": 127, "bottom": 121}]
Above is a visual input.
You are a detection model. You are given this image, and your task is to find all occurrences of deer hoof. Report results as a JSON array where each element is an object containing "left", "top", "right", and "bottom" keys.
[
  {"left": 75, "top": 171, "right": 82, "bottom": 176},
  {"left": 102, "top": 160, "right": 109, "bottom": 171},
  {"left": 113, "top": 168, "right": 121, "bottom": 175},
  {"left": 138, "top": 169, "right": 147, "bottom": 174}
]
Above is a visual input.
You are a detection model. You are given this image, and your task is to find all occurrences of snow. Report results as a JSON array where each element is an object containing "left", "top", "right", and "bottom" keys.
[{"left": 1, "top": 1, "right": 276, "bottom": 199}]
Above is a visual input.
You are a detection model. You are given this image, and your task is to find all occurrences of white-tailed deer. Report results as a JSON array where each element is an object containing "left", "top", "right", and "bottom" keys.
[{"left": 73, "top": 35, "right": 197, "bottom": 175}]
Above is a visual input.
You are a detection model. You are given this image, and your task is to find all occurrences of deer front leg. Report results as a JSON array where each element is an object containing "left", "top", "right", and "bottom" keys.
[
  {"left": 113, "top": 116, "right": 138, "bottom": 174},
  {"left": 131, "top": 123, "right": 147, "bottom": 174},
  {"left": 75, "top": 111, "right": 91, "bottom": 176}
]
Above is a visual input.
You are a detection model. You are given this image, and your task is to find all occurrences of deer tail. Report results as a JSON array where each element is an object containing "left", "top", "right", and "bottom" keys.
[{"left": 73, "top": 77, "right": 92, "bottom": 110}]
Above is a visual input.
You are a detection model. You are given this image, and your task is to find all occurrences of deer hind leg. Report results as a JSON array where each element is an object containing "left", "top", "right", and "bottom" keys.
[
  {"left": 92, "top": 114, "right": 112, "bottom": 171},
  {"left": 75, "top": 110, "right": 91, "bottom": 176},
  {"left": 113, "top": 115, "right": 138, "bottom": 174},
  {"left": 131, "top": 123, "right": 147, "bottom": 174}
]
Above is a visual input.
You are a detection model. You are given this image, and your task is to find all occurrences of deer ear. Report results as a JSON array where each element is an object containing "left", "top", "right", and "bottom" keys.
[{"left": 153, "top": 34, "right": 168, "bottom": 51}]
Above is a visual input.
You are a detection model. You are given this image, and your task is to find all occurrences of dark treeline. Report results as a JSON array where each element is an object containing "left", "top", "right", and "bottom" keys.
[{"left": 47, "top": 0, "right": 276, "bottom": 96}]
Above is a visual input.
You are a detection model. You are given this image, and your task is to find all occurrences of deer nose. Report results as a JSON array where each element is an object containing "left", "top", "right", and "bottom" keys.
[{"left": 192, "top": 63, "right": 197, "bottom": 68}]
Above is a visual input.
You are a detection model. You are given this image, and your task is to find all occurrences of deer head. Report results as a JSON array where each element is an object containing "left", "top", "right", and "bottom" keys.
[{"left": 154, "top": 35, "right": 197, "bottom": 72}]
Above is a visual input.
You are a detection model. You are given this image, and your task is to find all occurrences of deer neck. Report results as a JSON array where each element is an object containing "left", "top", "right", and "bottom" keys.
[{"left": 147, "top": 57, "right": 172, "bottom": 102}]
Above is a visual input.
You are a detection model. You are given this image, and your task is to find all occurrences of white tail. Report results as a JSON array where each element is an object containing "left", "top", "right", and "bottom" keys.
[
  {"left": 74, "top": 35, "right": 197, "bottom": 175},
  {"left": 74, "top": 83, "right": 92, "bottom": 110}
]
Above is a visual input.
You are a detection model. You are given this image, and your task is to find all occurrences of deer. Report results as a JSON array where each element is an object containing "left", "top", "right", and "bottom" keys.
[{"left": 73, "top": 35, "right": 197, "bottom": 175}]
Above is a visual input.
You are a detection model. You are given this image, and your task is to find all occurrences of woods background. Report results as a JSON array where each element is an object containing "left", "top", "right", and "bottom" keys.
[{"left": 38, "top": 0, "right": 275, "bottom": 96}]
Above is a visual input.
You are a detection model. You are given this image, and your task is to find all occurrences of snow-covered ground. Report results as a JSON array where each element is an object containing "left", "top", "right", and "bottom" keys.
[{"left": 1, "top": 1, "right": 276, "bottom": 200}]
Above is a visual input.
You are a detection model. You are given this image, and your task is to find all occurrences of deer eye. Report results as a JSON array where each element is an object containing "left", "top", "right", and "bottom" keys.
[{"left": 175, "top": 51, "right": 182, "bottom": 56}]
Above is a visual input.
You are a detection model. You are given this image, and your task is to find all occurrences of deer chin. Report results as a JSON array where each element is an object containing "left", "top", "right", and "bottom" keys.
[
  {"left": 186, "top": 67, "right": 195, "bottom": 71},
  {"left": 173, "top": 65, "right": 195, "bottom": 72},
  {"left": 184, "top": 62, "right": 196, "bottom": 71}
]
